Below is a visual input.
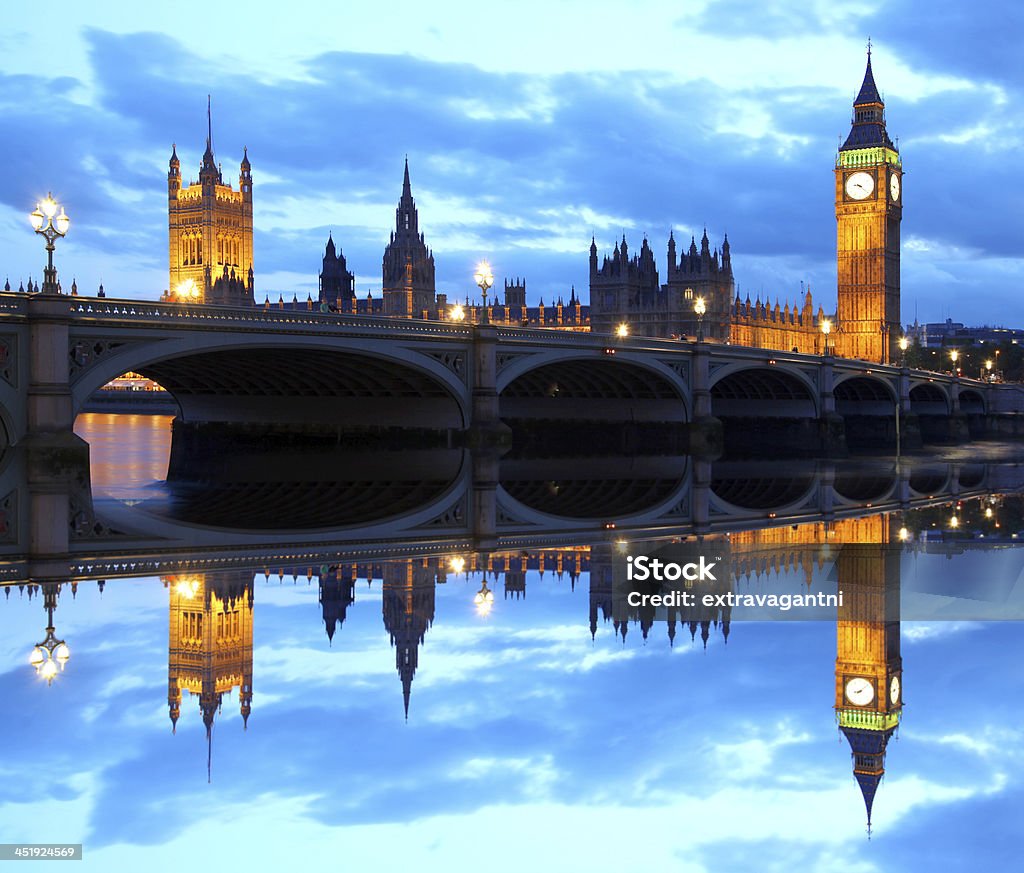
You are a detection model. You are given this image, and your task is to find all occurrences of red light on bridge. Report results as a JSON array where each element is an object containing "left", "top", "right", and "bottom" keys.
[
  {"left": 603, "top": 349, "right": 616, "bottom": 355},
  {"left": 604, "top": 522, "right": 616, "bottom": 529}
]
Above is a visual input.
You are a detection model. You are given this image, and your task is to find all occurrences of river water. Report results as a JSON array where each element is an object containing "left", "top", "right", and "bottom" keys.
[{"left": 0, "top": 414, "right": 1020, "bottom": 871}]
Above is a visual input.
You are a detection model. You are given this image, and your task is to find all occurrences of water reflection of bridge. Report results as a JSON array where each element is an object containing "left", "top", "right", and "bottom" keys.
[{"left": 2, "top": 435, "right": 1021, "bottom": 580}]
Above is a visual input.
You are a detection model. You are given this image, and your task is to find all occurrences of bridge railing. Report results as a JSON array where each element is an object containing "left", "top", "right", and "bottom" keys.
[{"left": 0, "top": 292, "right": 476, "bottom": 339}]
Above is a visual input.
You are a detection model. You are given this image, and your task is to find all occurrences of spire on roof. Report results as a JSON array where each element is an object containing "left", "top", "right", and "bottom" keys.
[{"left": 854, "top": 42, "right": 883, "bottom": 106}]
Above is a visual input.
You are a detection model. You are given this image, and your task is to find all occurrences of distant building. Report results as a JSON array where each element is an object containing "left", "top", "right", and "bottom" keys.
[
  {"left": 165, "top": 104, "right": 254, "bottom": 306},
  {"left": 589, "top": 231, "right": 734, "bottom": 340},
  {"left": 318, "top": 233, "right": 355, "bottom": 309},
  {"left": 907, "top": 318, "right": 1024, "bottom": 349}
]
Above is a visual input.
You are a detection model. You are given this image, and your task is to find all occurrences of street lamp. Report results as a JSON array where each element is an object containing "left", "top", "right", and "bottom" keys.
[
  {"left": 28, "top": 193, "right": 70, "bottom": 294},
  {"left": 950, "top": 349, "right": 959, "bottom": 376},
  {"left": 616, "top": 322, "right": 629, "bottom": 339},
  {"left": 694, "top": 296, "right": 706, "bottom": 342},
  {"left": 175, "top": 278, "right": 201, "bottom": 302},
  {"left": 898, "top": 335, "right": 909, "bottom": 366},
  {"left": 985, "top": 359, "right": 993, "bottom": 381},
  {"left": 474, "top": 261, "right": 494, "bottom": 323},
  {"left": 820, "top": 318, "right": 832, "bottom": 356},
  {"left": 29, "top": 584, "right": 70, "bottom": 686},
  {"left": 449, "top": 303, "right": 466, "bottom": 322}
]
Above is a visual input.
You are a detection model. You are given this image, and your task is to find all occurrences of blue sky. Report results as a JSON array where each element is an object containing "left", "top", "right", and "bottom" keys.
[
  {"left": 1, "top": 1, "right": 1021, "bottom": 323},
  {"left": 0, "top": 569, "right": 1021, "bottom": 872}
]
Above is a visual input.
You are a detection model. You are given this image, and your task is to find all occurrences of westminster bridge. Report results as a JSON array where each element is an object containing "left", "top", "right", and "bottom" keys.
[{"left": 1, "top": 292, "right": 1022, "bottom": 454}]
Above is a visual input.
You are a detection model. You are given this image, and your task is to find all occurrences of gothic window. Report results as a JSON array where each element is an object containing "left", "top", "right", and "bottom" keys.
[{"left": 404, "top": 212, "right": 410, "bottom": 230}]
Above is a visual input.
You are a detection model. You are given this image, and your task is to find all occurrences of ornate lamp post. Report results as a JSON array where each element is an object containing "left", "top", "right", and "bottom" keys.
[
  {"left": 474, "top": 261, "right": 494, "bottom": 324},
  {"left": 984, "top": 359, "right": 993, "bottom": 381},
  {"left": 694, "top": 296, "right": 706, "bottom": 342},
  {"left": 820, "top": 318, "right": 832, "bottom": 356},
  {"left": 950, "top": 349, "right": 960, "bottom": 377},
  {"left": 29, "top": 584, "right": 70, "bottom": 686},
  {"left": 898, "top": 335, "right": 909, "bottom": 366},
  {"left": 28, "top": 193, "right": 70, "bottom": 294}
]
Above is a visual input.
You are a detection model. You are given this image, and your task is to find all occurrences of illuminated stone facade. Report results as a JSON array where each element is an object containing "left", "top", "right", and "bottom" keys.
[
  {"left": 834, "top": 52, "right": 903, "bottom": 364},
  {"left": 166, "top": 114, "right": 254, "bottom": 306}
]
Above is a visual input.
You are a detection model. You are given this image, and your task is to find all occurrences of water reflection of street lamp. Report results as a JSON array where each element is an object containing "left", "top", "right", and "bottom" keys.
[
  {"left": 29, "top": 193, "right": 71, "bottom": 293},
  {"left": 474, "top": 261, "right": 494, "bottom": 323},
  {"left": 694, "top": 296, "right": 706, "bottom": 342},
  {"left": 449, "top": 556, "right": 466, "bottom": 575},
  {"left": 29, "top": 585, "right": 70, "bottom": 686},
  {"left": 820, "top": 319, "right": 832, "bottom": 356},
  {"left": 474, "top": 580, "right": 494, "bottom": 615},
  {"left": 984, "top": 359, "right": 993, "bottom": 381},
  {"left": 616, "top": 322, "right": 629, "bottom": 339}
]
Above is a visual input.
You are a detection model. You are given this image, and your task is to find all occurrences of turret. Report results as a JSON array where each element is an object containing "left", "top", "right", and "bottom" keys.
[
  {"left": 168, "top": 144, "right": 181, "bottom": 198},
  {"left": 239, "top": 147, "right": 252, "bottom": 201},
  {"left": 667, "top": 230, "right": 677, "bottom": 272}
]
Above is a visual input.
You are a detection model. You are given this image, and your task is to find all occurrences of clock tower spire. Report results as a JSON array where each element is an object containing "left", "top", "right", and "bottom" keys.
[{"left": 835, "top": 48, "right": 902, "bottom": 364}]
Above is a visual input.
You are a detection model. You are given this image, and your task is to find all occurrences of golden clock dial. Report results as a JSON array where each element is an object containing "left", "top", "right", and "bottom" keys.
[
  {"left": 890, "top": 674, "right": 901, "bottom": 705},
  {"left": 845, "top": 677, "right": 875, "bottom": 706},
  {"left": 845, "top": 171, "right": 874, "bottom": 200}
]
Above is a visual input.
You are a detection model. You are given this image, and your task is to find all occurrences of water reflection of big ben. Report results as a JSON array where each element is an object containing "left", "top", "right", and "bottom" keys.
[
  {"left": 167, "top": 573, "right": 254, "bottom": 740},
  {"left": 833, "top": 517, "right": 902, "bottom": 831}
]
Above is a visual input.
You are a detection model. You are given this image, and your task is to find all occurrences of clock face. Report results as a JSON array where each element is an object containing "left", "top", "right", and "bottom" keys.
[
  {"left": 845, "top": 677, "right": 875, "bottom": 706},
  {"left": 845, "top": 171, "right": 874, "bottom": 200},
  {"left": 890, "top": 675, "right": 901, "bottom": 705},
  {"left": 890, "top": 173, "right": 901, "bottom": 202}
]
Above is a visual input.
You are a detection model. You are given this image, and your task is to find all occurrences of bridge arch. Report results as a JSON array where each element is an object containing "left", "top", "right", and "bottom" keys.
[
  {"left": 709, "top": 365, "right": 819, "bottom": 418},
  {"left": 908, "top": 381, "right": 951, "bottom": 415},
  {"left": 708, "top": 471, "right": 818, "bottom": 516},
  {"left": 959, "top": 388, "right": 986, "bottom": 415},
  {"left": 495, "top": 457, "right": 691, "bottom": 528},
  {"left": 833, "top": 373, "right": 897, "bottom": 415},
  {"left": 497, "top": 352, "right": 688, "bottom": 422},
  {"left": 70, "top": 334, "right": 470, "bottom": 430}
]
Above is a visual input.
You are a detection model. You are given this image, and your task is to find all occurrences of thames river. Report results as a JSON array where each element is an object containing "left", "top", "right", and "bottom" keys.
[{"left": 0, "top": 414, "right": 1020, "bottom": 872}]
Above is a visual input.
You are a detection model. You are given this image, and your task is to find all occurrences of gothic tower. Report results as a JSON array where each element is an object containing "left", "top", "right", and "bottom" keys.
[
  {"left": 167, "top": 571, "right": 255, "bottom": 770},
  {"left": 835, "top": 49, "right": 902, "bottom": 364},
  {"left": 318, "top": 233, "right": 356, "bottom": 309},
  {"left": 167, "top": 101, "right": 255, "bottom": 306},
  {"left": 382, "top": 159, "right": 437, "bottom": 318},
  {"left": 833, "top": 518, "right": 903, "bottom": 832},
  {"left": 381, "top": 560, "right": 437, "bottom": 718}
]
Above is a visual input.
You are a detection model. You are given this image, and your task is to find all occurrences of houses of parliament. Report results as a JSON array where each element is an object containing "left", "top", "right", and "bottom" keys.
[{"left": 165, "top": 53, "right": 901, "bottom": 364}]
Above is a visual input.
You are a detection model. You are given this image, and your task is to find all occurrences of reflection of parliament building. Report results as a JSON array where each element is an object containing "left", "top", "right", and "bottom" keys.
[
  {"left": 154, "top": 517, "right": 902, "bottom": 823},
  {"left": 166, "top": 573, "right": 254, "bottom": 745}
]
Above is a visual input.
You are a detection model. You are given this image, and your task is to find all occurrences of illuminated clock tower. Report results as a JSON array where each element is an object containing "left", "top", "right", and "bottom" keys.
[
  {"left": 835, "top": 48, "right": 902, "bottom": 364},
  {"left": 834, "top": 519, "right": 903, "bottom": 831}
]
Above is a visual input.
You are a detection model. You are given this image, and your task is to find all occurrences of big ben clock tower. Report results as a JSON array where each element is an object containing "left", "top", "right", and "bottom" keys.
[
  {"left": 836, "top": 47, "right": 902, "bottom": 364},
  {"left": 834, "top": 519, "right": 903, "bottom": 832}
]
